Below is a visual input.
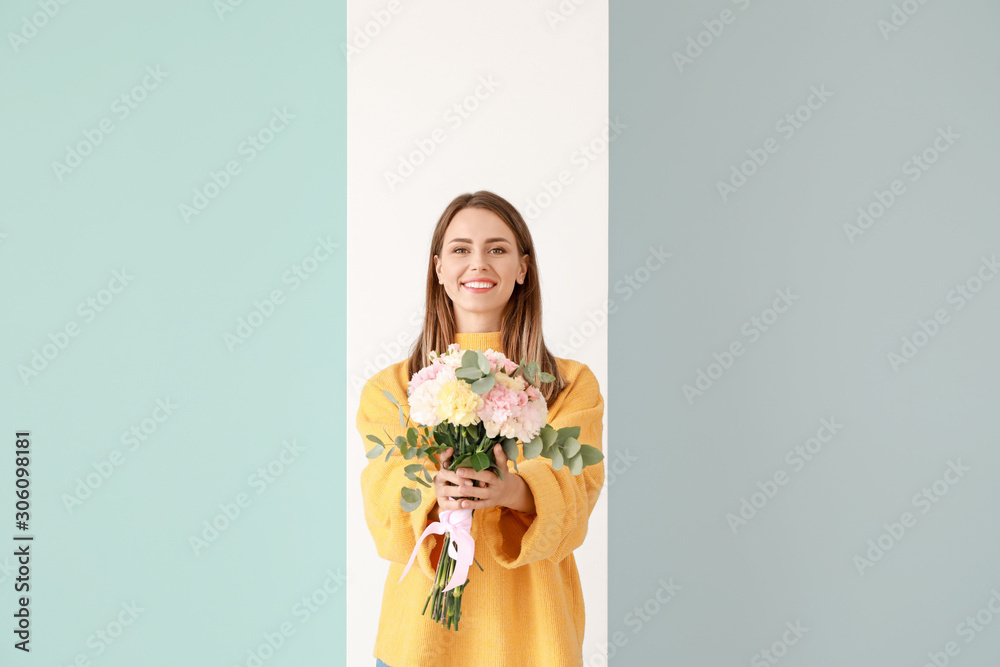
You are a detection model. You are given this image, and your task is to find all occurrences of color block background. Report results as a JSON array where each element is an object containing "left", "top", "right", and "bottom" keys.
[
  {"left": 609, "top": 1, "right": 1000, "bottom": 665},
  {"left": 3, "top": 1, "right": 999, "bottom": 665},
  {"left": 0, "top": 1, "right": 345, "bottom": 665}
]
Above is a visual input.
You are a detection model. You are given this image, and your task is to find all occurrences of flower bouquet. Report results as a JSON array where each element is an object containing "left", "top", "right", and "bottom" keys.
[{"left": 364, "top": 344, "right": 603, "bottom": 631}]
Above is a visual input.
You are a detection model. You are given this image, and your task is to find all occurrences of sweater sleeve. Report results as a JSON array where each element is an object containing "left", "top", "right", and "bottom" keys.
[
  {"left": 357, "top": 370, "right": 440, "bottom": 582},
  {"left": 482, "top": 363, "right": 605, "bottom": 569}
]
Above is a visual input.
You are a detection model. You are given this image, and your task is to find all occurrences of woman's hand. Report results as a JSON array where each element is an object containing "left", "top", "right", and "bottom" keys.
[{"left": 430, "top": 444, "right": 535, "bottom": 517}]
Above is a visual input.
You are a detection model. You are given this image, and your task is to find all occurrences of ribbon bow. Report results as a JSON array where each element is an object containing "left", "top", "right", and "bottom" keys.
[{"left": 399, "top": 508, "right": 475, "bottom": 592}]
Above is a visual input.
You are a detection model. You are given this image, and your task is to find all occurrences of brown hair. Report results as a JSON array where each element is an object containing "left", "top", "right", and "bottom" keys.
[{"left": 407, "top": 190, "right": 566, "bottom": 403}]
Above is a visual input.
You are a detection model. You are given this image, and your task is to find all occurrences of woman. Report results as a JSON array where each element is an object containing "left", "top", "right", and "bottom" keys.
[{"left": 357, "top": 190, "right": 605, "bottom": 667}]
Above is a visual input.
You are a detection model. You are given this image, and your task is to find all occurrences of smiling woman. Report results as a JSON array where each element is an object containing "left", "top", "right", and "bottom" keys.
[
  {"left": 357, "top": 190, "right": 606, "bottom": 667},
  {"left": 434, "top": 206, "right": 528, "bottom": 333}
]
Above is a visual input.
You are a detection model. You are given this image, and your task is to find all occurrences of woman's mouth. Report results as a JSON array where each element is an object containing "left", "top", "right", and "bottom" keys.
[{"left": 462, "top": 280, "right": 496, "bottom": 293}]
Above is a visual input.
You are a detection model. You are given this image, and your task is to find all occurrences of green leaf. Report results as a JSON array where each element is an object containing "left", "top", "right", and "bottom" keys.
[
  {"left": 471, "top": 375, "right": 495, "bottom": 394},
  {"left": 381, "top": 389, "right": 400, "bottom": 407},
  {"left": 567, "top": 452, "right": 583, "bottom": 475},
  {"left": 404, "top": 463, "right": 425, "bottom": 474},
  {"left": 456, "top": 367, "right": 482, "bottom": 380},
  {"left": 476, "top": 351, "right": 491, "bottom": 374},
  {"left": 403, "top": 445, "right": 417, "bottom": 460},
  {"left": 422, "top": 468, "right": 434, "bottom": 484},
  {"left": 550, "top": 447, "right": 564, "bottom": 471},
  {"left": 395, "top": 435, "right": 407, "bottom": 447},
  {"left": 501, "top": 438, "right": 519, "bottom": 464},
  {"left": 461, "top": 350, "right": 479, "bottom": 368},
  {"left": 524, "top": 361, "right": 539, "bottom": 385},
  {"left": 366, "top": 434, "right": 384, "bottom": 446},
  {"left": 366, "top": 443, "right": 385, "bottom": 459},
  {"left": 523, "top": 437, "right": 542, "bottom": 460},
  {"left": 434, "top": 429, "right": 453, "bottom": 447},
  {"left": 400, "top": 487, "right": 421, "bottom": 512},
  {"left": 538, "top": 371, "right": 555, "bottom": 383},
  {"left": 578, "top": 444, "right": 604, "bottom": 466},
  {"left": 407, "top": 428, "right": 418, "bottom": 447},
  {"left": 452, "top": 453, "right": 471, "bottom": 468},
  {"left": 384, "top": 446, "right": 395, "bottom": 462},
  {"left": 555, "top": 426, "right": 581, "bottom": 443},
  {"left": 563, "top": 437, "right": 581, "bottom": 458},
  {"left": 540, "top": 426, "right": 557, "bottom": 449},
  {"left": 470, "top": 452, "right": 490, "bottom": 471},
  {"left": 415, "top": 476, "right": 432, "bottom": 488},
  {"left": 397, "top": 404, "right": 406, "bottom": 427}
]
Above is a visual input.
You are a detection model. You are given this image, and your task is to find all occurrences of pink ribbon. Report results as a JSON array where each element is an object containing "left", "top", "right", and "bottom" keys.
[{"left": 399, "top": 508, "right": 475, "bottom": 592}]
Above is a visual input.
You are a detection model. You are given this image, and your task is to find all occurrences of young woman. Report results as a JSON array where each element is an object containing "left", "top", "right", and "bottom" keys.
[{"left": 357, "top": 190, "right": 605, "bottom": 667}]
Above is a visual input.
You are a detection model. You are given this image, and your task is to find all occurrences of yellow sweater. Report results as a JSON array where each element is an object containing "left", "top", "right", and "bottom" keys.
[{"left": 358, "top": 330, "right": 605, "bottom": 667}]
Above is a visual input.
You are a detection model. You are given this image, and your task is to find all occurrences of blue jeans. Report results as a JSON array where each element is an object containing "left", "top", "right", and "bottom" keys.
[{"left": 376, "top": 660, "right": 392, "bottom": 667}]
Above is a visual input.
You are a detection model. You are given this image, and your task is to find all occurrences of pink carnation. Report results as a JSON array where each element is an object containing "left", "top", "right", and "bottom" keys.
[
  {"left": 484, "top": 349, "right": 518, "bottom": 375},
  {"left": 408, "top": 360, "right": 448, "bottom": 395},
  {"left": 480, "top": 382, "right": 527, "bottom": 438}
]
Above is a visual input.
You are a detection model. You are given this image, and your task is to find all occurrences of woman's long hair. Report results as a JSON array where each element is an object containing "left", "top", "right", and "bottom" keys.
[{"left": 407, "top": 190, "right": 566, "bottom": 403}]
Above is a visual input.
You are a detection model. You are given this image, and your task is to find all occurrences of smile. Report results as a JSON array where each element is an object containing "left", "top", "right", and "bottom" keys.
[{"left": 462, "top": 281, "right": 496, "bottom": 293}]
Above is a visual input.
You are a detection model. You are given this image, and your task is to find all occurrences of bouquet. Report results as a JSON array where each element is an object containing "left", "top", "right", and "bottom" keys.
[{"left": 364, "top": 344, "right": 603, "bottom": 631}]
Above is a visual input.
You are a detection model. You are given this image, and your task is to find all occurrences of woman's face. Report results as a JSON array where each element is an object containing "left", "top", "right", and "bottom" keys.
[{"left": 434, "top": 207, "right": 528, "bottom": 333}]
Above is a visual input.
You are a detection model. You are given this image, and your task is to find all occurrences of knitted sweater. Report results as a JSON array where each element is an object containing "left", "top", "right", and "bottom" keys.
[{"left": 357, "top": 330, "right": 605, "bottom": 667}]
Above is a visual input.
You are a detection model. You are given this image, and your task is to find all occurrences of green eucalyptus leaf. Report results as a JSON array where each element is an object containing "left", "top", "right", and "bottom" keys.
[
  {"left": 578, "top": 444, "right": 604, "bottom": 466},
  {"left": 476, "top": 351, "right": 491, "bottom": 374},
  {"left": 523, "top": 437, "right": 542, "bottom": 460},
  {"left": 422, "top": 468, "right": 433, "bottom": 484},
  {"left": 456, "top": 367, "right": 481, "bottom": 381},
  {"left": 384, "top": 446, "right": 395, "bottom": 462},
  {"left": 404, "top": 463, "right": 425, "bottom": 474},
  {"left": 470, "top": 452, "right": 489, "bottom": 471},
  {"left": 538, "top": 371, "right": 555, "bottom": 383},
  {"left": 524, "top": 361, "right": 539, "bottom": 385},
  {"left": 397, "top": 404, "right": 406, "bottom": 427},
  {"left": 395, "top": 436, "right": 407, "bottom": 447},
  {"left": 381, "top": 389, "right": 400, "bottom": 407},
  {"left": 555, "top": 426, "right": 581, "bottom": 444},
  {"left": 400, "top": 487, "right": 421, "bottom": 512},
  {"left": 550, "top": 447, "right": 564, "bottom": 470},
  {"left": 415, "top": 476, "right": 432, "bottom": 488},
  {"left": 365, "top": 443, "right": 385, "bottom": 459},
  {"left": 563, "top": 437, "right": 581, "bottom": 458},
  {"left": 366, "top": 434, "right": 384, "bottom": 446},
  {"left": 461, "top": 350, "right": 479, "bottom": 368},
  {"left": 403, "top": 446, "right": 417, "bottom": 460},
  {"left": 540, "top": 426, "right": 557, "bottom": 449},
  {"left": 567, "top": 452, "right": 583, "bottom": 475},
  {"left": 501, "top": 438, "right": 519, "bottom": 464},
  {"left": 407, "top": 428, "right": 418, "bottom": 447},
  {"left": 471, "top": 375, "right": 495, "bottom": 394}
]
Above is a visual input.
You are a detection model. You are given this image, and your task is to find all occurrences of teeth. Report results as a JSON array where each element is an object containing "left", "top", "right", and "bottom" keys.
[{"left": 464, "top": 282, "right": 495, "bottom": 288}]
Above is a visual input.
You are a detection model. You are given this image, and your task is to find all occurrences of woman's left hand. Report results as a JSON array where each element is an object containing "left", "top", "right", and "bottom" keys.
[{"left": 452, "top": 444, "right": 533, "bottom": 513}]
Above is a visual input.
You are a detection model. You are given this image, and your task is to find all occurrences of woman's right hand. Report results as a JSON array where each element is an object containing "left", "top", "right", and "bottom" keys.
[{"left": 430, "top": 447, "right": 464, "bottom": 521}]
